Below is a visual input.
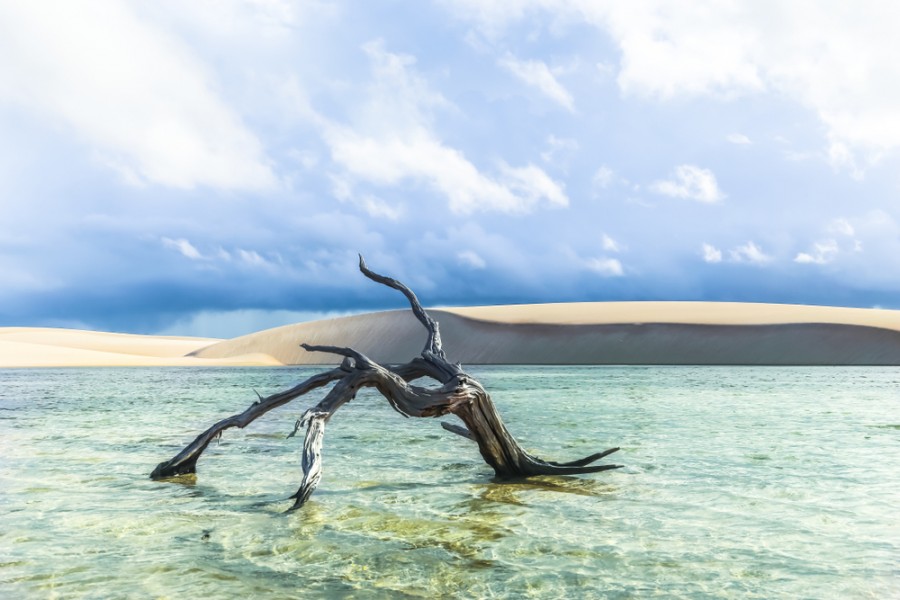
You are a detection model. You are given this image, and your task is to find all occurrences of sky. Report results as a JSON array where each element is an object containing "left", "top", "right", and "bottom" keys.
[{"left": 2, "top": 1, "right": 900, "bottom": 338}]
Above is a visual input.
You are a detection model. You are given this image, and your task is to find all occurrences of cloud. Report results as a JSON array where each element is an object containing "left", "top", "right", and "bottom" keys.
[
  {"left": 498, "top": 53, "right": 575, "bottom": 112},
  {"left": 10, "top": 1, "right": 900, "bottom": 334},
  {"left": 727, "top": 133, "right": 752, "bottom": 145},
  {"left": 329, "top": 174, "right": 403, "bottom": 220},
  {"left": 444, "top": 2, "right": 900, "bottom": 174},
  {"left": 355, "top": 195, "right": 404, "bottom": 220},
  {"left": 324, "top": 125, "right": 567, "bottom": 214},
  {"left": 651, "top": 165, "right": 724, "bottom": 203},
  {"left": 596, "top": 3, "right": 900, "bottom": 171},
  {"left": 161, "top": 238, "right": 280, "bottom": 270},
  {"left": 0, "top": 1, "right": 275, "bottom": 190},
  {"left": 457, "top": 250, "right": 487, "bottom": 269},
  {"left": 500, "top": 162, "right": 568, "bottom": 209},
  {"left": 730, "top": 241, "right": 772, "bottom": 265},
  {"left": 540, "top": 135, "right": 579, "bottom": 165},
  {"left": 795, "top": 239, "right": 839, "bottom": 265},
  {"left": 592, "top": 165, "right": 615, "bottom": 190},
  {"left": 236, "top": 249, "right": 272, "bottom": 268},
  {"left": 152, "top": 0, "right": 301, "bottom": 40},
  {"left": 319, "top": 41, "right": 568, "bottom": 214},
  {"left": 161, "top": 237, "right": 204, "bottom": 260},
  {"left": 701, "top": 243, "right": 722, "bottom": 263},
  {"left": 585, "top": 257, "right": 624, "bottom": 277},
  {"left": 601, "top": 234, "right": 621, "bottom": 252},
  {"left": 828, "top": 218, "right": 855, "bottom": 237},
  {"left": 827, "top": 140, "right": 865, "bottom": 180}
]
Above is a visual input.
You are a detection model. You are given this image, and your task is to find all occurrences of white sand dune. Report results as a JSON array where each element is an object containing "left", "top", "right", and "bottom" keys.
[
  {"left": 445, "top": 301, "right": 900, "bottom": 329},
  {"left": 192, "top": 302, "right": 900, "bottom": 366},
  {"left": 0, "top": 328, "right": 279, "bottom": 368},
  {"left": 5, "top": 302, "right": 900, "bottom": 367}
]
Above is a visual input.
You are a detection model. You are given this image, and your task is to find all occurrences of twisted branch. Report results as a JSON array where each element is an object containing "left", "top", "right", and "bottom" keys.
[{"left": 151, "top": 256, "right": 621, "bottom": 510}]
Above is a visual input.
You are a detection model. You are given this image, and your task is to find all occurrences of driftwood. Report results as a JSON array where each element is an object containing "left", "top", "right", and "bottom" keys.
[{"left": 151, "top": 257, "right": 621, "bottom": 510}]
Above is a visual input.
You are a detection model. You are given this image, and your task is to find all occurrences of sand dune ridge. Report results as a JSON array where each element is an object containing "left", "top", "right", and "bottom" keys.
[{"left": 5, "top": 302, "right": 900, "bottom": 367}]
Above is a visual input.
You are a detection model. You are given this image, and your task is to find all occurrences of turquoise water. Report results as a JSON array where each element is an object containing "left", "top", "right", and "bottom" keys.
[{"left": 1, "top": 366, "right": 898, "bottom": 598}]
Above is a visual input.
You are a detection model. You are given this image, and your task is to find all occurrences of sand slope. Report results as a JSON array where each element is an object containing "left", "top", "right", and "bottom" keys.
[
  {"left": 192, "top": 302, "right": 900, "bottom": 366},
  {"left": 0, "top": 328, "right": 280, "bottom": 367}
]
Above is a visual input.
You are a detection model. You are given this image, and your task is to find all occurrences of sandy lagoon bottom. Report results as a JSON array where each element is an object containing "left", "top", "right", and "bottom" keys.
[{"left": 1, "top": 366, "right": 898, "bottom": 598}]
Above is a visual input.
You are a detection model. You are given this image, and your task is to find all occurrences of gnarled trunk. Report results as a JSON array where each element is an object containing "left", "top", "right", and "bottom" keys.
[{"left": 151, "top": 257, "right": 621, "bottom": 510}]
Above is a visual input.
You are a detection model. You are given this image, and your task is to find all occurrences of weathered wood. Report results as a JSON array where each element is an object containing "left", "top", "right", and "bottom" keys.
[{"left": 151, "top": 256, "right": 621, "bottom": 510}]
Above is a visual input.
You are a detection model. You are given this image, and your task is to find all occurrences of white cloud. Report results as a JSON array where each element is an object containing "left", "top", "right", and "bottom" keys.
[
  {"left": 444, "top": 1, "right": 900, "bottom": 174},
  {"left": 162, "top": 238, "right": 283, "bottom": 270},
  {"left": 329, "top": 173, "right": 354, "bottom": 202},
  {"left": 237, "top": 248, "right": 271, "bottom": 268},
  {"left": 319, "top": 42, "right": 568, "bottom": 215},
  {"left": 795, "top": 239, "right": 839, "bottom": 265},
  {"left": 585, "top": 257, "right": 623, "bottom": 277},
  {"left": 152, "top": 0, "right": 300, "bottom": 40},
  {"left": 500, "top": 162, "right": 568, "bottom": 209},
  {"left": 727, "top": 133, "right": 752, "bottom": 145},
  {"left": 0, "top": 1, "right": 275, "bottom": 190},
  {"left": 592, "top": 165, "right": 615, "bottom": 189},
  {"left": 651, "top": 165, "right": 724, "bottom": 203},
  {"left": 325, "top": 125, "right": 567, "bottom": 214},
  {"left": 597, "top": 3, "right": 900, "bottom": 171},
  {"left": 702, "top": 243, "right": 722, "bottom": 263},
  {"left": 540, "top": 135, "right": 579, "bottom": 164},
  {"left": 498, "top": 53, "right": 575, "bottom": 112},
  {"left": 730, "top": 241, "right": 772, "bottom": 265},
  {"left": 827, "top": 139, "right": 865, "bottom": 180},
  {"left": 596, "top": 61, "right": 615, "bottom": 77},
  {"left": 457, "top": 250, "right": 487, "bottom": 269},
  {"left": 289, "top": 149, "right": 319, "bottom": 170},
  {"left": 329, "top": 173, "right": 403, "bottom": 220},
  {"left": 358, "top": 39, "right": 452, "bottom": 131},
  {"left": 355, "top": 195, "right": 403, "bottom": 220},
  {"left": 828, "top": 218, "right": 855, "bottom": 237},
  {"left": 817, "top": 211, "right": 900, "bottom": 286},
  {"left": 161, "top": 237, "right": 204, "bottom": 260},
  {"left": 601, "top": 234, "right": 621, "bottom": 252}
]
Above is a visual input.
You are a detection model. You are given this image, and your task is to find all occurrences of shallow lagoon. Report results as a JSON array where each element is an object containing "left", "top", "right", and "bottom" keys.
[{"left": 1, "top": 366, "right": 898, "bottom": 598}]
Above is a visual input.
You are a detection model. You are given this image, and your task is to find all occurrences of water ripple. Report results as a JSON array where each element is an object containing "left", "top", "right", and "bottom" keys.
[{"left": 1, "top": 366, "right": 898, "bottom": 598}]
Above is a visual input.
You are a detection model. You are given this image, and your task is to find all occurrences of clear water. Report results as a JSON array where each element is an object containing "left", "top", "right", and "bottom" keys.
[{"left": 1, "top": 366, "right": 898, "bottom": 599}]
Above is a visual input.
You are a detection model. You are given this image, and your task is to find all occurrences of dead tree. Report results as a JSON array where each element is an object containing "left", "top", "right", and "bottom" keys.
[{"left": 151, "top": 257, "right": 621, "bottom": 510}]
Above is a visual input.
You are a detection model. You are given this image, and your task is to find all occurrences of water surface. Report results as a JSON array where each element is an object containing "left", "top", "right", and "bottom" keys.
[{"left": 1, "top": 366, "right": 898, "bottom": 598}]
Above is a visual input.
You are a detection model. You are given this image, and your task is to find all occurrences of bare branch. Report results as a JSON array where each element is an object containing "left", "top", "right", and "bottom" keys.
[
  {"left": 358, "top": 254, "right": 445, "bottom": 360},
  {"left": 151, "top": 257, "right": 621, "bottom": 510},
  {"left": 150, "top": 367, "right": 344, "bottom": 479},
  {"left": 301, "top": 343, "right": 374, "bottom": 369},
  {"left": 441, "top": 421, "right": 475, "bottom": 440},
  {"left": 288, "top": 411, "right": 329, "bottom": 510}
]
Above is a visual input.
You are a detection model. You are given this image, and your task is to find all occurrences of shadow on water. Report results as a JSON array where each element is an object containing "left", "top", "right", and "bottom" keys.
[
  {"left": 475, "top": 474, "right": 620, "bottom": 505},
  {"left": 149, "top": 451, "right": 619, "bottom": 524},
  {"left": 151, "top": 475, "right": 302, "bottom": 515}
]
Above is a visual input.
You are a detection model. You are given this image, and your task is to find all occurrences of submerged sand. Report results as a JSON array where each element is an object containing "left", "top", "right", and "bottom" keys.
[{"left": 5, "top": 302, "right": 900, "bottom": 367}]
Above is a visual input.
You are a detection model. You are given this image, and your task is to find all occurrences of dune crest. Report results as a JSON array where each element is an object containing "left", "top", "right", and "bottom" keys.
[{"left": 194, "top": 302, "right": 900, "bottom": 366}]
